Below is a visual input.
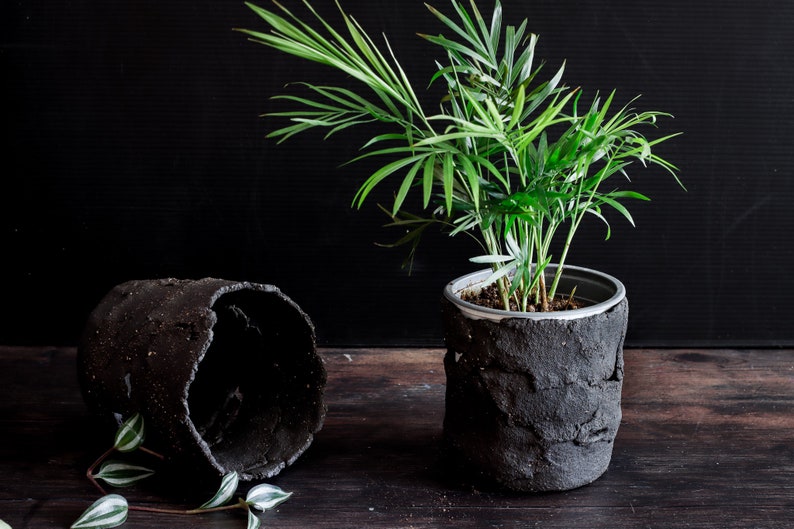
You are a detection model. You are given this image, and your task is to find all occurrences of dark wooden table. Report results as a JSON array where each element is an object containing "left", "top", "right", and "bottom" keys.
[{"left": 1, "top": 346, "right": 792, "bottom": 528}]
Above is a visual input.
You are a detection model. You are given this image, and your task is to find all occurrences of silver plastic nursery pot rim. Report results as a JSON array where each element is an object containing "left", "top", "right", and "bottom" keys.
[{"left": 444, "top": 264, "right": 626, "bottom": 322}]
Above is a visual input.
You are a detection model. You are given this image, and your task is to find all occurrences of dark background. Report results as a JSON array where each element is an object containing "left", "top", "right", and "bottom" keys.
[{"left": 2, "top": 0, "right": 793, "bottom": 347}]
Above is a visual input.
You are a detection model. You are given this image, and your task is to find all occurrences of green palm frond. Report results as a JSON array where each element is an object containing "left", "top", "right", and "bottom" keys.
[{"left": 238, "top": 0, "right": 682, "bottom": 311}]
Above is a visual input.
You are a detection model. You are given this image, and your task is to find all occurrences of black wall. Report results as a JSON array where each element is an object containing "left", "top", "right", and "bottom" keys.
[{"left": 3, "top": 0, "right": 793, "bottom": 347}]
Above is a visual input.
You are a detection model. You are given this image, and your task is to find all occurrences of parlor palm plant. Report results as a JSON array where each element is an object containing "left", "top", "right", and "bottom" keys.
[{"left": 236, "top": 0, "right": 681, "bottom": 312}]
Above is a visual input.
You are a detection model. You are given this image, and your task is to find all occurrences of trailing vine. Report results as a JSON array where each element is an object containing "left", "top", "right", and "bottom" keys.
[{"left": 72, "top": 414, "right": 291, "bottom": 529}]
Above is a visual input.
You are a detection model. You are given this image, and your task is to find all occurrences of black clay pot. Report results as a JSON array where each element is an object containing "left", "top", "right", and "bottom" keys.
[
  {"left": 78, "top": 278, "right": 326, "bottom": 481},
  {"left": 441, "top": 265, "right": 628, "bottom": 492}
]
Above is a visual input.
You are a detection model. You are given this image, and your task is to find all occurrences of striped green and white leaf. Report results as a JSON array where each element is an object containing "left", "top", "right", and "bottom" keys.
[
  {"left": 113, "top": 413, "right": 145, "bottom": 453},
  {"left": 71, "top": 494, "right": 128, "bottom": 529},
  {"left": 198, "top": 471, "right": 239, "bottom": 510},
  {"left": 94, "top": 460, "right": 155, "bottom": 487},
  {"left": 247, "top": 508, "right": 262, "bottom": 529},
  {"left": 245, "top": 483, "right": 292, "bottom": 512}
]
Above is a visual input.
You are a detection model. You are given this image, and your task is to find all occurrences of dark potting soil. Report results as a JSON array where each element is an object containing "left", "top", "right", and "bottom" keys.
[{"left": 461, "top": 282, "right": 585, "bottom": 312}]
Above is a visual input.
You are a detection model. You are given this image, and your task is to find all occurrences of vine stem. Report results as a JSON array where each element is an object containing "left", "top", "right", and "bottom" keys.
[
  {"left": 86, "top": 446, "right": 115, "bottom": 496},
  {"left": 139, "top": 446, "right": 166, "bottom": 460},
  {"left": 129, "top": 498, "right": 250, "bottom": 515}
]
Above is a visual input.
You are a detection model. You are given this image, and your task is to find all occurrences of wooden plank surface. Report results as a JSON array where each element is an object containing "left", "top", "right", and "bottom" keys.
[{"left": 0, "top": 346, "right": 792, "bottom": 528}]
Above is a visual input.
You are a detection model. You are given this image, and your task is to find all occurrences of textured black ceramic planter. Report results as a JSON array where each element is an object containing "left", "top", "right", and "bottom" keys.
[
  {"left": 78, "top": 278, "right": 326, "bottom": 481},
  {"left": 441, "top": 266, "right": 628, "bottom": 492}
]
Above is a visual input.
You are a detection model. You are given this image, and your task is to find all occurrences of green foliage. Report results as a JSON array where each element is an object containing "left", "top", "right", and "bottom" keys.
[
  {"left": 245, "top": 483, "right": 293, "bottom": 511},
  {"left": 238, "top": 0, "right": 682, "bottom": 310},
  {"left": 75, "top": 415, "right": 291, "bottom": 528},
  {"left": 112, "top": 413, "right": 145, "bottom": 453},
  {"left": 198, "top": 471, "right": 240, "bottom": 510},
  {"left": 71, "top": 495, "right": 128, "bottom": 529},
  {"left": 247, "top": 508, "right": 262, "bottom": 529},
  {"left": 94, "top": 460, "right": 155, "bottom": 487}
]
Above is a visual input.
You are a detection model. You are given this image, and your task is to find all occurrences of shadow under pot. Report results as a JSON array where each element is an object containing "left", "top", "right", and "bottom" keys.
[
  {"left": 440, "top": 265, "right": 628, "bottom": 492},
  {"left": 78, "top": 278, "right": 326, "bottom": 481}
]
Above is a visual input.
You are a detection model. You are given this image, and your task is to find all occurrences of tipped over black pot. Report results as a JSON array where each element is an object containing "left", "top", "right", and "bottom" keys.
[{"left": 78, "top": 278, "right": 326, "bottom": 481}]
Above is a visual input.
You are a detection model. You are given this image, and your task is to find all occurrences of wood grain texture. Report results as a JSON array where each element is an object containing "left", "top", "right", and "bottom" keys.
[{"left": 1, "top": 347, "right": 792, "bottom": 528}]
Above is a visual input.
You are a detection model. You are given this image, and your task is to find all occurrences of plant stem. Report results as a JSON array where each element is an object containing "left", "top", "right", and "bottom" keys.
[
  {"left": 482, "top": 224, "right": 511, "bottom": 310},
  {"left": 139, "top": 446, "right": 166, "bottom": 460},
  {"left": 129, "top": 499, "right": 249, "bottom": 516},
  {"left": 537, "top": 268, "right": 548, "bottom": 311},
  {"left": 86, "top": 446, "right": 116, "bottom": 496},
  {"left": 548, "top": 226, "right": 574, "bottom": 300}
]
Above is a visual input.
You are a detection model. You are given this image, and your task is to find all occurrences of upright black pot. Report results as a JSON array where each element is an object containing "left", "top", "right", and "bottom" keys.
[
  {"left": 441, "top": 265, "right": 628, "bottom": 492},
  {"left": 78, "top": 278, "right": 326, "bottom": 481}
]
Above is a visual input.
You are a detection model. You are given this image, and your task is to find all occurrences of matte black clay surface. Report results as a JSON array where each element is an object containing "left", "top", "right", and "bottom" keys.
[
  {"left": 441, "top": 296, "right": 628, "bottom": 491},
  {"left": 78, "top": 278, "right": 326, "bottom": 481}
]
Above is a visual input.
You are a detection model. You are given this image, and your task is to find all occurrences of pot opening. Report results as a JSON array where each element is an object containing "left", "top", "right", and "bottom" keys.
[
  {"left": 446, "top": 265, "right": 626, "bottom": 321},
  {"left": 187, "top": 289, "right": 321, "bottom": 474}
]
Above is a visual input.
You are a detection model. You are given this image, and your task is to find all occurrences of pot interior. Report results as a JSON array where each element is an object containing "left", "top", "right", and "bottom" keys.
[{"left": 187, "top": 289, "right": 322, "bottom": 475}]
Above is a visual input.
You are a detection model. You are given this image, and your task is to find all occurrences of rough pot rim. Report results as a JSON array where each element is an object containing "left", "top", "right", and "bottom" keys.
[
  {"left": 77, "top": 277, "right": 326, "bottom": 481},
  {"left": 443, "top": 264, "right": 626, "bottom": 322}
]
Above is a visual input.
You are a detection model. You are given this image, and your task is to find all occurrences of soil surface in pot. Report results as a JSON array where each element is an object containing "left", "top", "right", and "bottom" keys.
[{"left": 462, "top": 283, "right": 585, "bottom": 312}]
